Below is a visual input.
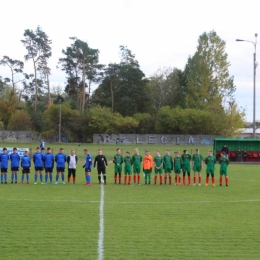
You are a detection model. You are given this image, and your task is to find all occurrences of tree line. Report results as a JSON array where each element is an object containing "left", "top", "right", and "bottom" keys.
[{"left": 0, "top": 27, "right": 245, "bottom": 142}]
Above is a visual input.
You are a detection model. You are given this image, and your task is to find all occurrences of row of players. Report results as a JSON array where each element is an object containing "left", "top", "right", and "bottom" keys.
[{"left": 0, "top": 147, "right": 229, "bottom": 186}]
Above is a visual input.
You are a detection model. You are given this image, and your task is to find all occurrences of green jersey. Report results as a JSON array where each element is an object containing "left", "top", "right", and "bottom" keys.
[
  {"left": 132, "top": 154, "right": 142, "bottom": 167},
  {"left": 163, "top": 155, "right": 173, "bottom": 169},
  {"left": 154, "top": 156, "right": 163, "bottom": 168},
  {"left": 181, "top": 154, "right": 191, "bottom": 165},
  {"left": 192, "top": 154, "right": 203, "bottom": 166},
  {"left": 173, "top": 156, "right": 182, "bottom": 171},
  {"left": 205, "top": 156, "right": 216, "bottom": 170},
  {"left": 219, "top": 157, "right": 229, "bottom": 171},
  {"left": 124, "top": 156, "right": 133, "bottom": 168},
  {"left": 113, "top": 154, "right": 123, "bottom": 165}
]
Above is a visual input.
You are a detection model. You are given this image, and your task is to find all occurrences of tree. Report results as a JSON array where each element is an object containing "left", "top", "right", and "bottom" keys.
[
  {"left": 58, "top": 38, "right": 102, "bottom": 112},
  {"left": 21, "top": 26, "right": 52, "bottom": 112},
  {"left": 183, "top": 30, "right": 236, "bottom": 110},
  {"left": 8, "top": 110, "right": 31, "bottom": 131}
]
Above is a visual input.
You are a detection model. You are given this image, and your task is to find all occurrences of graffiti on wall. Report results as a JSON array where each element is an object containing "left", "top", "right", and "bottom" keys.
[{"left": 93, "top": 134, "right": 222, "bottom": 145}]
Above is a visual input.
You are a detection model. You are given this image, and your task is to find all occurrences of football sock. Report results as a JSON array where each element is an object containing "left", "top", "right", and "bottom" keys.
[
  {"left": 87, "top": 175, "right": 91, "bottom": 183},
  {"left": 188, "top": 176, "right": 191, "bottom": 185},
  {"left": 45, "top": 174, "right": 48, "bottom": 182},
  {"left": 68, "top": 176, "right": 71, "bottom": 183},
  {"left": 219, "top": 177, "right": 223, "bottom": 185},
  {"left": 22, "top": 175, "right": 24, "bottom": 182},
  {"left": 11, "top": 173, "right": 14, "bottom": 181},
  {"left": 206, "top": 177, "right": 209, "bottom": 184},
  {"left": 183, "top": 176, "right": 186, "bottom": 185},
  {"left": 56, "top": 174, "right": 59, "bottom": 181},
  {"left": 61, "top": 173, "right": 64, "bottom": 181},
  {"left": 73, "top": 176, "right": 76, "bottom": 183},
  {"left": 134, "top": 175, "right": 136, "bottom": 183},
  {"left": 148, "top": 174, "right": 151, "bottom": 183},
  {"left": 34, "top": 174, "right": 38, "bottom": 182},
  {"left": 169, "top": 176, "right": 172, "bottom": 184},
  {"left": 26, "top": 174, "right": 29, "bottom": 182},
  {"left": 114, "top": 174, "right": 117, "bottom": 183},
  {"left": 225, "top": 177, "right": 228, "bottom": 185},
  {"left": 178, "top": 176, "right": 181, "bottom": 184},
  {"left": 0, "top": 173, "right": 3, "bottom": 181},
  {"left": 212, "top": 176, "right": 214, "bottom": 184},
  {"left": 50, "top": 174, "right": 53, "bottom": 182},
  {"left": 40, "top": 173, "right": 43, "bottom": 182},
  {"left": 198, "top": 176, "right": 201, "bottom": 184},
  {"left": 15, "top": 173, "right": 18, "bottom": 181},
  {"left": 85, "top": 175, "right": 88, "bottom": 182},
  {"left": 175, "top": 176, "right": 177, "bottom": 184},
  {"left": 154, "top": 175, "right": 157, "bottom": 184},
  {"left": 98, "top": 175, "right": 101, "bottom": 183},
  {"left": 104, "top": 175, "right": 106, "bottom": 183},
  {"left": 193, "top": 176, "right": 196, "bottom": 184},
  {"left": 124, "top": 176, "right": 127, "bottom": 184},
  {"left": 159, "top": 175, "right": 162, "bottom": 184},
  {"left": 128, "top": 176, "right": 131, "bottom": 184},
  {"left": 144, "top": 173, "right": 148, "bottom": 183},
  {"left": 119, "top": 174, "right": 122, "bottom": 183},
  {"left": 4, "top": 174, "right": 7, "bottom": 182},
  {"left": 137, "top": 174, "right": 140, "bottom": 183},
  {"left": 164, "top": 176, "right": 167, "bottom": 184}
]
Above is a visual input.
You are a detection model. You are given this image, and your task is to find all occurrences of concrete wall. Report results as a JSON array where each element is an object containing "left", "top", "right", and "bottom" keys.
[
  {"left": 93, "top": 134, "right": 223, "bottom": 145},
  {"left": 0, "top": 131, "right": 33, "bottom": 142}
]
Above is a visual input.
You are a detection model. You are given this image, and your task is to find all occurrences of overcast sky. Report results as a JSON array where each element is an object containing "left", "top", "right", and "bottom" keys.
[{"left": 0, "top": 0, "right": 259, "bottom": 121}]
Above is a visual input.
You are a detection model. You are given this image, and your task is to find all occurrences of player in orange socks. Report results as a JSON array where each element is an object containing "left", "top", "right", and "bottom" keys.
[
  {"left": 192, "top": 149, "right": 203, "bottom": 186},
  {"left": 153, "top": 150, "right": 163, "bottom": 185},
  {"left": 219, "top": 151, "right": 229, "bottom": 186},
  {"left": 204, "top": 151, "right": 216, "bottom": 186},
  {"left": 181, "top": 150, "right": 192, "bottom": 185}
]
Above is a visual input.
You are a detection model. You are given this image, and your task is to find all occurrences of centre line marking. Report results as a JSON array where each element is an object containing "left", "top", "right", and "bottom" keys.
[{"left": 98, "top": 184, "right": 104, "bottom": 260}]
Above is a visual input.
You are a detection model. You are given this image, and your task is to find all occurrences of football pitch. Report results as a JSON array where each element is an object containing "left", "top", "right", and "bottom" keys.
[{"left": 0, "top": 143, "right": 259, "bottom": 260}]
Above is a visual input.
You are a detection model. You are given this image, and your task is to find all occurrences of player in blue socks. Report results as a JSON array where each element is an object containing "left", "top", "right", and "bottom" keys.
[
  {"left": 21, "top": 150, "right": 31, "bottom": 184},
  {"left": 83, "top": 149, "right": 92, "bottom": 186},
  {"left": 43, "top": 148, "right": 54, "bottom": 184},
  {"left": 55, "top": 148, "right": 66, "bottom": 184},
  {"left": 9, "top": 148, "right": 20, "bottom": 184},
  {"left": 0, "top": 148, "right": 9, "bottom": 184},
  {"left": 33, "top": 147, "right": 44, "bottom": 184}
]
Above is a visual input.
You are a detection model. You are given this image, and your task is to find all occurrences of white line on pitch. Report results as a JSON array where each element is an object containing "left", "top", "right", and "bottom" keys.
[
  {"left": 98, "top": 184, "right": 104, "bottom": 260},
  {"left": 0, "top": 197, "right": 259, "bottom": 204}
]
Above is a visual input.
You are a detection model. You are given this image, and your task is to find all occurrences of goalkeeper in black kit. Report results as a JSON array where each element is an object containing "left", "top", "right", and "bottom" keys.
[{"left": 94, "top": 149, "right": 108, "bottom": 184}]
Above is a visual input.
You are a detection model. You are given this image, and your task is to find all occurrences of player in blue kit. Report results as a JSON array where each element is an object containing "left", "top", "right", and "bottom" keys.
[
  {"left": 83, "top": 149, "right": 92, "bottom": 186},
  {"left": 0, "top": 148, "right": 9, "bottom": 184},
  {"left": 9, "top": 148, "right": 20, "bottom": 184},
  {"left": 40, "top": 139, "right": 45, "bottom": 154},
  {"left": 33, "top": 147, "right": 44, "bottom": 184},
  {"left": 43, "top": 148, "right": 54, "bottom": 184},
  {"left": 21, "top": 150, "right": 31, "bottom": 184},
  {"left": 55, "top": 148, "right": 66, "bottom": 184}
]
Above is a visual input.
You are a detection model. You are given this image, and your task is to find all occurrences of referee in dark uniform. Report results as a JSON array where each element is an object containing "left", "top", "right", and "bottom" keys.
[{"left": 94, "top": 149, "right": 108, "bottom": 184}]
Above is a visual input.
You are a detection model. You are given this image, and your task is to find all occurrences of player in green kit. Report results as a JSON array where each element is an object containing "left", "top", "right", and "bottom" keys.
[
  {"left": 132, "top": 148, "right": 142, "bottom": 185},
  {"left": 113, "top": 148, "right": 123, "bottom": 184},
  {"left": 163, "top": 150, "right": 173, "bottom": 184},
  {"left": 192, "top": 149, "right": 203, "bottom": 186},
  {"left": 204, "top": 150, "right": 216, "bottom": 186},
  {"left": 153, "top": 150, "right": 163, "bottom": 185},
  {"left": 124, "top": 151, "right": 133, "bottom": 185},
  {"left": 219, "top": 151, "right": 229, "bottom": 186},
  {"left": 181, "top": 150, "right": 192, "bottom": 185},
  {"left": 173, "top": 152, "right": 182, "bottom": 185}
]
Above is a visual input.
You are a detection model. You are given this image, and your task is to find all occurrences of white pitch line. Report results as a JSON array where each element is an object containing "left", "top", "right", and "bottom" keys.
[
  {"left": 98, "top": 184, "right": 104, "bottom": 260},
  {"left": 0, "top": 197, "right": 259, "bottom": 204}
]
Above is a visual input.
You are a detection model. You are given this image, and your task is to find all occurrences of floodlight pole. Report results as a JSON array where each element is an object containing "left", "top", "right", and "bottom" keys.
[{"left": 236, "top": 34, "right": 258, "bottom": 138}]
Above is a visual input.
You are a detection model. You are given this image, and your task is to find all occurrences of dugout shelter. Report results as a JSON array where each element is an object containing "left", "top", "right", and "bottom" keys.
[{"left": 213, "top": 138, "right": 260, "bottom": 162}]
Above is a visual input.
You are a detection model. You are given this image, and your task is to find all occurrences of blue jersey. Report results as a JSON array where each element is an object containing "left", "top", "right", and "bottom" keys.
[
  {"left": 33, "top": 152, "right": 44, "bottom": 167},
  {"left": 10, "top": 153, "right": 20, "bottom": 168},
  {"left": 43, "top": 153, "right": 54, "bottom": 168},
  {"left": 85, "top": 154, "right": 92, "bottom": 169},
  {"left": 21, "top": 155, "right": 31, "bottom": 167},
  {"left": 0, "top": 153, "right": 9, "bottom": 168},
  {"left": 55, "top": 153, "right": 66, "bottom": 168}
]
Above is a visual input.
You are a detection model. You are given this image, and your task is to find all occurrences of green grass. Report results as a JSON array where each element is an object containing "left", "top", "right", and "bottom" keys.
[{"left": 0, "top": 143, "right": 260, "bottom": 259}]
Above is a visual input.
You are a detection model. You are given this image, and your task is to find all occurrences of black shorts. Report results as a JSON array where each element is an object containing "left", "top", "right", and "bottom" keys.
[
  {"left": 68, "top": 168, "right": 76, "bottom": 174},
  {"left": 22, "top": 167, "right": 30, "bottom": 174},
  {"left": 45, "top": 168, "right": 53, "bottom": 173},
  {"left": 11, "top": 167, "right": 19, "bottom": 172},
  {"left": 1, "top": 168, "right": 7, "bottom": 173},
  {"left": 98, "top": 167, "right": 106, "bottom": 175},
  {"left": 57, "top": 167, "right": 65, "bottom": 173},
  {"left": 35, "top": 167, "right": 43, "bottom": 171},
  {"left": 85, "top": 168, "right": 91, "bottom": 173}
]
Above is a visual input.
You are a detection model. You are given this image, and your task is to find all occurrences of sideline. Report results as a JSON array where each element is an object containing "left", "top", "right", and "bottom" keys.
[{"left": 98, "top": 184, "right": 104, "bottom": 260}]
